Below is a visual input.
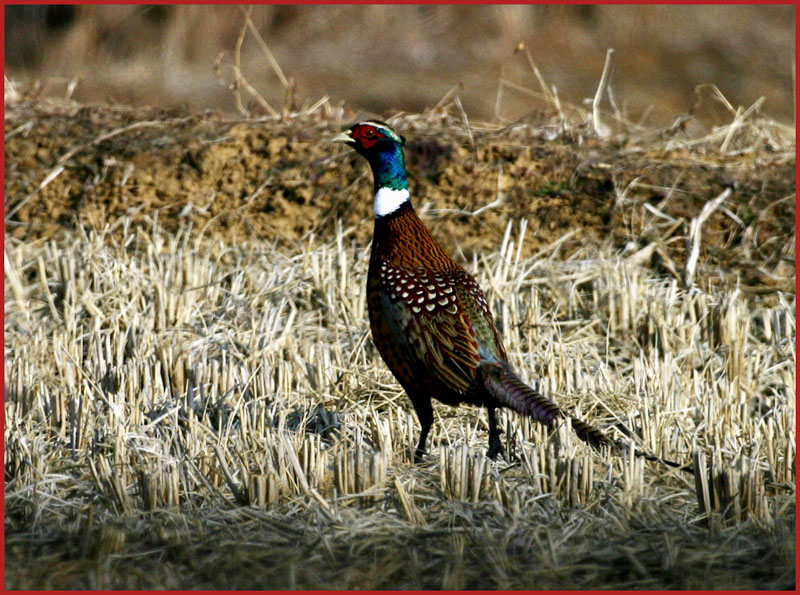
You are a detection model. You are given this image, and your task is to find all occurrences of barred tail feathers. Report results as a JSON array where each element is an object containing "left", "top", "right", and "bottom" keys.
[
  {"left": 481, "top": 364, "right": 560, "bottom": 425},
  {"left": 480, "top": 363, "right": 611, "bottom": 451},
  {"left": 566, "top": 415, "right": 613, "bottom": 451},
  {"left": 479, "top": 363, "right": 692, "bottom": 473}
]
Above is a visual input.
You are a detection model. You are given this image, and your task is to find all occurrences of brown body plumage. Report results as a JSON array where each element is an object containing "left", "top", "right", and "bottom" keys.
[{"left": 334, "top": 120, "right": 689, "bottom": 472}]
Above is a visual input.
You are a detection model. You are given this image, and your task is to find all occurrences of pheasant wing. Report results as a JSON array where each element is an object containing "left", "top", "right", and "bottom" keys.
[{"left": 377, "top": 263, "right": 502, "bottom": 395}]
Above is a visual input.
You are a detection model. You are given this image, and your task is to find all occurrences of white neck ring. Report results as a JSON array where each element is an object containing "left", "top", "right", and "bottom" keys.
[{"left": 373, "top": 187, "right": 410, "bottom": 218}]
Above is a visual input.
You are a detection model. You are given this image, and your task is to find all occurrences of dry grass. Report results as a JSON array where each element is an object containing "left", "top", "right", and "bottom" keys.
[
  {"left": 4, "top": 207, "right": 795, "bottom": 588},
  {"left": 6, "top": 5, "right": 795, "bottom": 125}
]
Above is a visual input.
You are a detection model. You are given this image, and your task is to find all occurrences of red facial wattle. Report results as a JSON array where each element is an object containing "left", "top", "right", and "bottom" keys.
[{"left": 352, "top": 125, "right": 386, "bottom": 150}]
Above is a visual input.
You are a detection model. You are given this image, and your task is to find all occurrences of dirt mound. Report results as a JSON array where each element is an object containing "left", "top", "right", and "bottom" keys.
[{"left": 5, "top": 100, "right": 795, "bottom": 297}]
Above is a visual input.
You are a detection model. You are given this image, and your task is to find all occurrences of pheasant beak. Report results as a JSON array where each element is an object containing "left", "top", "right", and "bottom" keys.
[{"left": 331, "top": 130, "right": 355, "bottom": 145}]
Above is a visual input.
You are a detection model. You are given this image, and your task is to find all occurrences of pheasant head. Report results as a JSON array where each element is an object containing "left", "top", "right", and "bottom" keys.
[{"left": 332, "top": 121, "right": 410, "bottom": 217}]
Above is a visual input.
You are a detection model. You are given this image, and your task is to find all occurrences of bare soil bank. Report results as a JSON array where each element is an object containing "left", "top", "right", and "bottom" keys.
[{"left": 5, "top": 101, "right": 794, "bottom": 299}]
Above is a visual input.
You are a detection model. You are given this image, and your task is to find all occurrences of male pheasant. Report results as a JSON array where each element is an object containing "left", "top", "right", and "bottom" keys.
[{"left": 333, "top": 120, "right": 688, "bottom": 472}]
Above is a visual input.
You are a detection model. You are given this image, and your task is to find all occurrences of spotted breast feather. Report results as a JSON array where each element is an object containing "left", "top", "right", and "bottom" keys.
[{"left": 375, "top": 260, "right": 483, "bottom": 397}]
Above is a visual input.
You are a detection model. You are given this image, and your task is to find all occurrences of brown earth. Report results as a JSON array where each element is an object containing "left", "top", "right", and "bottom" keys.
[{"left": 4, "top": 100, "right": 795, "bottom": 299}]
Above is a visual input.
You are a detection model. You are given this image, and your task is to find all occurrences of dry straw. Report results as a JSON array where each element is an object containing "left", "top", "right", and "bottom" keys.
[{"left": 5, "top": 215, "right": 793, "bottom": 520}]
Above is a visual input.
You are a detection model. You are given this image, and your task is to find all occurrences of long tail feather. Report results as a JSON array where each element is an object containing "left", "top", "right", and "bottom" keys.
[
  {"left": 481, "top": 364, "right": 562, "bottom": 427},
  {"left": 480, "top": 363, "right": 692, "bottom": 474}
]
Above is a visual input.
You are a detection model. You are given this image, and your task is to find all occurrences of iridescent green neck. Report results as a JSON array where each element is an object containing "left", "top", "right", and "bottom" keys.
[{"left": 368, "top": 144, "right": 408, "bottom": 192}]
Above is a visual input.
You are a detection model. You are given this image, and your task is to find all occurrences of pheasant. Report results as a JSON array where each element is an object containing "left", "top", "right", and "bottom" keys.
[{"left": 333, "top": 120, "right": 689, "bottom": 472}]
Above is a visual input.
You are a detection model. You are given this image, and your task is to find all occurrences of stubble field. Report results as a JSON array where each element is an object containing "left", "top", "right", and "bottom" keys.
[{"left": 4, "top": 91, "right": 796, "bottom": 588}]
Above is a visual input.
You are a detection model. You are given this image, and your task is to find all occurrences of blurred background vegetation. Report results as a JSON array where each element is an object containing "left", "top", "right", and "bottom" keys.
[{"left": 5, "top": 5, "right": 795, "bottom": 128}]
